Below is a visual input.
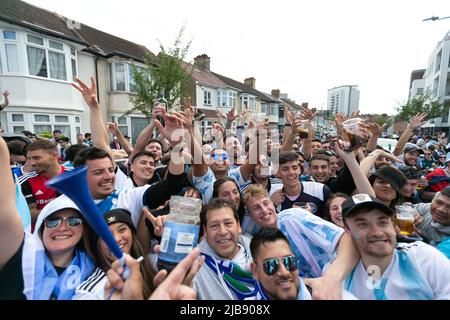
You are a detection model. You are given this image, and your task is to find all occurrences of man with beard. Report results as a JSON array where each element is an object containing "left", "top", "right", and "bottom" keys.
[
  {"left": 249, "top": 228, "right": 311, "bottom": 300},
  {"left": 17, "top": 140, "right": 65, "bottom": 228},
  {"left": 341, "top": 193, "right": 450, "bottom": 299}
]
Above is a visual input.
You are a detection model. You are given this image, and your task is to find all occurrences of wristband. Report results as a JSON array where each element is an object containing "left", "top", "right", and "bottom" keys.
[{"left": 285, "top": 123, "right": 291, "bottom": 127}]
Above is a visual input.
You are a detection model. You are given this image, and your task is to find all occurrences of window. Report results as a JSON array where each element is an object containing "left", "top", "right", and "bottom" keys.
[
  {"left": 111, "top": 62, "right": 147, "bottom": 92},
  {"left": 70, "top": 48, "right": 77, "bottom": 80},
  {"left": 3, "top": 31, "right": 19, "bottom": 73},
  {"left": 3, "top": 31, "right": 16, "bottom": 40},
  {"left": 116, "top": 116, "right": 128, "bottom": 136},
  {"left": 55, "top": 115, "right": 69, "bottom": 123},
  {"left": 75, "top": 116, "right": 80, "bottom": 123},
  {"left": 12, "top": 114, "right": 24, "bottom": 122},
  {"left": 34, "top": 125, "right": 52, "bottom": 134},
  {"left": 228, "top": 92, "right": 237, "bottom": 108},
  {"left": 54, "top": 125, "right": 70, "bottom": 137},
  {"left": 76, "top": 127, "right": 81, "bottom": 135},
  {"left": 218, "top": 90, "right": 227, "bottom": 107},
  {"left": 204, "top": 90, "right": 212, "bottom": 105},
  {"left": 34, "top": 114, "right": 50, "bottom": 122},
  {"left": 13, "top": 126, "right": 25, "bottom": 134},
  {"left": 249, "top": 96, "right": 256, "bottom": 112},
  {"left": 26, "top": 34, "right": 67, "bottom": 80},
  {"left": 416, "top": 88, "right": 423, "bottom": 95},
  {"left": 261, "top": 104, "right": 267, "bottom": 114}
]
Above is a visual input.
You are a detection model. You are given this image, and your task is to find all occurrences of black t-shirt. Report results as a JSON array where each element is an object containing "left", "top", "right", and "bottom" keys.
[{"left": 0, "top": 239, "right": 26, "bottom": 300}]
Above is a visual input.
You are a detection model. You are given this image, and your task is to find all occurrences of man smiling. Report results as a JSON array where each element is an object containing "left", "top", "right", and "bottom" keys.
[
  {"left": 342, "top": 193, "right": 450, "bottom": 300},
  {"left": 250, "top": 228, "right": 311, "bottom": 300}
]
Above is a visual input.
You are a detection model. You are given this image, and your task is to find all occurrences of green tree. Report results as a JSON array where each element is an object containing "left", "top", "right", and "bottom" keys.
[
  {"left": 126, "top": 25, "right": 192, "bottom": 118},
  {"left": 395, "top": 92, "right": 442, "bottom": 122},
  {"left": 373, "top": 113, "right": 393, "bottom": 130}
]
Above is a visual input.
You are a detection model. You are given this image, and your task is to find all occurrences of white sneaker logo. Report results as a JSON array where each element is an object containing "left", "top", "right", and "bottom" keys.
[{"left": 35, "top": 190, "right": 44, "bottom": 195}]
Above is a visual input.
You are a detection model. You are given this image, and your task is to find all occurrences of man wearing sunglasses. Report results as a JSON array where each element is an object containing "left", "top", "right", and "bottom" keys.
[
  {"left": 250, "top": 228, "right": 311, "bottom": 300},
  {"left": 341, "top": 193, "right": 450, "bottom": 300},
  {"left": 243, "top": 184, "right": 359, "bottom": 299}
]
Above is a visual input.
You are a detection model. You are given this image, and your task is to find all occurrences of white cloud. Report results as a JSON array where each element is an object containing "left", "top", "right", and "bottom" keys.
[{"left": 25, "top": 0, "right": 450, "bottom": 114}]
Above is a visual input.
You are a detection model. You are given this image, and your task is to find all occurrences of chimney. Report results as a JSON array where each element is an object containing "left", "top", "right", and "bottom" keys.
[
  {"left": 244, "top": 77, "right": 256, "bottom": 88},
  {"left": 271, "top": 89, "right": 280, "bottom": 98},
  {"left": 194, "top": 54, "right": 210, "bottom": 71}
]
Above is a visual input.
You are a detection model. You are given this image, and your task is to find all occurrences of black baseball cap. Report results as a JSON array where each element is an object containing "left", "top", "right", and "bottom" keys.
[
  {"left": 403, "top": 143, "right": 424, "bottom": 155},
  {"left": 103, "top": 208, "right": 135, "bottom": 231},
  {"left": 342, "top": 193, "right": 394, "bottom": 220},
  {"left": 370, "top": 166, "right": 407, "bottom": 193}
]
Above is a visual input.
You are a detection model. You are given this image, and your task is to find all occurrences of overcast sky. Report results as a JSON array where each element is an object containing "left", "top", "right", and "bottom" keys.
[{"left": 24, "top": 0, "right": 450, "bottom": 115}]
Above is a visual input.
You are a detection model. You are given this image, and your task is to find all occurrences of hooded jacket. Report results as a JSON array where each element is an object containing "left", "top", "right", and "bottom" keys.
[{"left": 22, "top": 195, "right": 95, "bottom": 300}]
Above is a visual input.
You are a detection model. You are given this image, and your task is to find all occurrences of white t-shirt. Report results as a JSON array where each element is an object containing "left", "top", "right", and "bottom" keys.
[
  {"left": 192, "top": 167, "right": 248, "bottom": 205},
  {"left": 94, "top": 185, "right": 149, "bottom": 227},
  {"left": 344, "top": 242, "right": 450, "bottom": 300},
  {"left": 277, "top": 208, "right": 344, "bottom": 278}
]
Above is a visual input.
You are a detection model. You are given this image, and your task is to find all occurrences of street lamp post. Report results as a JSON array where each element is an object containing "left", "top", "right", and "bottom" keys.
[{"left": 423, "top": 16, "right": 450, "bottom": 22}]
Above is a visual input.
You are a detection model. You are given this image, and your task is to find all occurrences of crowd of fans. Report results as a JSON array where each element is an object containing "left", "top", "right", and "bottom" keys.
[{"left": 0, "top": 77, "right": 449, "bottom": 300}]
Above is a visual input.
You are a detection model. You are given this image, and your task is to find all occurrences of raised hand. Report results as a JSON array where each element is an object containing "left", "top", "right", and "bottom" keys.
[
  {"left": 152, "top": 245, "right": 205, "bottom": 288},
  {"left": 149, "top": 247, "right": 202, "bottom": 300},
  {"left": 408, "top": 112, "right": 427, "bottom": 130},
  {"left": 104, "top": 254, "right": 144, "bottom": 300},
  {"left": 2, "top": 90, "right": 9, "bottom": 98},
  {"left": 142, "top": 207, "right": 167, "bottom": 237},
  {"left": 299, "top": 106, "right": 318, "bottom": 121},
  {"left": 106, "top": 122, "right": 119, "bottom": 134},
  {"left": 72, "top": 76, "right": 99, "bottom": 108},
  {"left": 270, "top": 189, "right": 285, "bottom": 206},
  {"left": 154, "top": 112, "right": 184, "bottom": 146},
  {"left": 226, "top": 107, "right": 238, "bottom": 123},
  {"left": 182, "top": 97, "right": 195, "bottom": 114},
  {"left": 333, "top": 113, "right": 347, "bottom": 128},
  {"left": 152, "top": 101, "right": 166, "bottom": 120},
  {"left": 284, "top": 106, "right": 294, "bottom": 124},
  {"left": 349, "top": 111, "right": 360, "bottom": 119},
  {"left": 366, "top": 122, "right": 387, "bottom": 136}
]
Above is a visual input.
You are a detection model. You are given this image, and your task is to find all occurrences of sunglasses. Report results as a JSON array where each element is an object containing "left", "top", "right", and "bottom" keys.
[
  {"left": 211, "top": 153, "right": 228, "bottom": 161},
  {"left": 44, "top": 216, "right": 83, "bottom": 229},
  {"left": 262, "top": 255, "right": 298, "bottom": 276}
]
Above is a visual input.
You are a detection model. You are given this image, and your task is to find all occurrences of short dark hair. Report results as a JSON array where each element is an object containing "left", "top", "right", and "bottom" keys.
[
  {"left": 279, "top": 151, "right": 299, "bottom": 165},
  {"left": 7, "top": 140, "right": 26, "bottom": 156},
  {"left": 201, "top": 198, "right": 238, "bottom": 227},
  {"left": 60, "top": 137, "right": 70, "bottom": 143},
  {"left": 146, "top": 138, "right": 163, "bottom": 149},
  {"left": 310, "top": 153, "right": 330, "bottom": 165},
  {"left": 130, "top": 151, "right": 156, "bottom": 164},
  {"left": 311, "top": 139, "right": 322, "bottom": 144},
  {"left": 250, "top": 228, "right": 291, "bottom": 262},
  {"left": 25, "top": 139, "right": 57, "bottom": 154},
  {"left": 66, "top": 144, "right": 88, "bottom": 162},
  {"left": 84, "top": 133, "right": 91, "bottom": 138},
  {"left": 52, "top": 129, "right": 62, "bottom": 134},
  {"left": 73, "top": 147, "right": 113, "bottom": 167},
  {"left": 398, "top": 165, "right": 420, "bottom": 180},
  {"left": 441, "top": 186, "right": 450, "bottom": 198}
]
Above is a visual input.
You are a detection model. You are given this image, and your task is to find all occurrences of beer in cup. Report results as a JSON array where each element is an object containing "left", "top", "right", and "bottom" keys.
[
  {"left": 297, "top": 120, "right": 309, "bottom": 139},
  {"left": 395, "top": 204, "right": 415, "bottom": 236},
  {"left": 342, "top": 118, "right": 363, "bottom": 149}
]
